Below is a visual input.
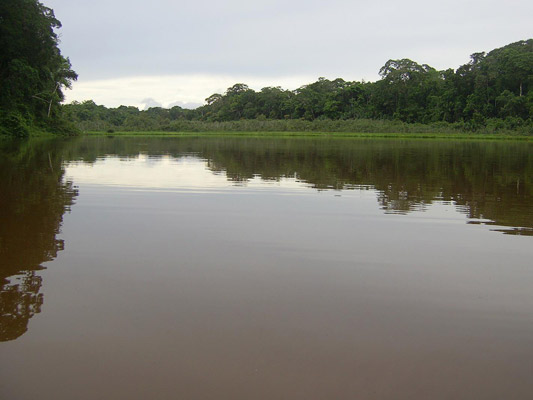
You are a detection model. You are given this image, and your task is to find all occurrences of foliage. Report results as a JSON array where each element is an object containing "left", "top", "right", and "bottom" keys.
[
  {"left": 63, "top": 39, "right": 532, "bottom": 134},
  {"left": 0, "top": 0, "right": 77, "bottom": 137},
  {"left": 0, "top": 112, "right": 30, "bottom": 138}
]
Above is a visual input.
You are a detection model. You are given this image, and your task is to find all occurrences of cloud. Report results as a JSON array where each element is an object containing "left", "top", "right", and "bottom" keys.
[
  {"left": 140, "top": 98, "right": 163, "bottom": 110},
  {"left": 62, "top": 74, "right": 317, "bottom": 108},
  {"left": 47, "top": 0, "right": 533, "bottom": 106},
  {"left": 167, "top": 101, "right": 202, "bottom": 110}
]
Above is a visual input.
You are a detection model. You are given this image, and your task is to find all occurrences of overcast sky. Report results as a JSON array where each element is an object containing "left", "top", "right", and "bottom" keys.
[{"left": 45, "top": 0, "right": 532, "bottom": 109}]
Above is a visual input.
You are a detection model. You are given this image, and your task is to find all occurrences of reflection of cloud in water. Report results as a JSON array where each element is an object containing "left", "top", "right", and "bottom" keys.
[
  {"left": 65, "top": 155, "right": 313, "bottom": 192},
  {"left": 65, "top": 152, "right": 503, "bottom": 234},
  {"left": 63, "top": 137, "right": 533, "bottom": 236}
]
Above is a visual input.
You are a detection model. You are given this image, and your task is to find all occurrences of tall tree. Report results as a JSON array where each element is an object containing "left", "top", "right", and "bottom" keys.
[{"left": 0, "top": 0, "right": 77, "bottom": 137}]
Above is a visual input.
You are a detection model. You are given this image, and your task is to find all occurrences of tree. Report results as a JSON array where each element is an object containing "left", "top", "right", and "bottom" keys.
[
  {"left": 0, "top": 0, "right": 77, "bottom": 136},
  {"left": 375, "top": 59, "right": 442, "bottom": 122}
]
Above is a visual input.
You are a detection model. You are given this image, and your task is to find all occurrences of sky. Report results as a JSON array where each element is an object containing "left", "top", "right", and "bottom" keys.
[{"left": 45, "top": 0, "right": 533, "bottom": 109}]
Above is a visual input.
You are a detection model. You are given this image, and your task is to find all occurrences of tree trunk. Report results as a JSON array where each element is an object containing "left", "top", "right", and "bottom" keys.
[{"left": 47, "top": 83, "right": 60, "bottom": 118}]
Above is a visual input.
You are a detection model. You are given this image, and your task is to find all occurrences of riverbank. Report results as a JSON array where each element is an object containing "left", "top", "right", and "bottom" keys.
[{"left": 82, "top": 130, "right": 533, "bottom": 141}]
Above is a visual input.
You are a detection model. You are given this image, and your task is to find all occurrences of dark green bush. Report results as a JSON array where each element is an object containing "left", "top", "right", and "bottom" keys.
[{"left": 0, "top": 112, "right": 30, "bottom": 138}]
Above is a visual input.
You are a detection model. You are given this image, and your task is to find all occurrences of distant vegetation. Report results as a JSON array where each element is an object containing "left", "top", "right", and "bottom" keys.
[
  {"left": 0, "top": 0, "right": 77, "bottom": 137},
  {"left": 65, "top": 39, "right": 533, "bottom": 135},
  {"left": 0, "top": 1, "right": 531, "bottom": 137}
]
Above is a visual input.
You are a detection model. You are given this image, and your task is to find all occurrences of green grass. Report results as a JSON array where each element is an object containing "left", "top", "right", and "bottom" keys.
[
  {"left": 72, "top": 117, "right": 533, "bottom": 137},
  {"left": 82, "top": 130, "right": 533, "bottom": 141}
]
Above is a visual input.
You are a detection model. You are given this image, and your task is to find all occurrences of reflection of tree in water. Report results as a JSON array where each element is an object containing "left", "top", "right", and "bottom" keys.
[
  {"left": 2, "top": 136, "right": 527, "bottom": 338},
  {"left": 0, "top": 139, "right": 77, "bottom": 342},
  {"left": 0, "top": 272, "right": 44, "bottom": 341},
  {"left": 201, "top": 138, "right": 532, "bottom": 234},
  {"left": 63, "top": 136, "right": 533, "bottom": 234}
]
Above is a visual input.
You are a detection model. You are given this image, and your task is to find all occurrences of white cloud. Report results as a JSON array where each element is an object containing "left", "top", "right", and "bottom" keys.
[
  {"left": 48, "top": 0, "right": 533, "bottom": 107},
  {"left": 63, "top": 74, "right": 317, "bottom": 108},
  {"left": 168, "top": 101, "right": 203, "bottom": 110},
  {"left": 140, "top": 98, "right": 163, "bottom": 110}
]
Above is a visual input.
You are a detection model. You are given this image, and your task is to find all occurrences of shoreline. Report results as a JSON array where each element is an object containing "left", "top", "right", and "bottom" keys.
[{"left": 81, "top": 130, "right": 533, "bottom": 141}]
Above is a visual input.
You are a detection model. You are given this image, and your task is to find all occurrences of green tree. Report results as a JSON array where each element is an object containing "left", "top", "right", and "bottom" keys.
[
  {"left": 375, "top": 59, "right": 442, "bottom": 122},
  {"left": 0, "top": 0, "right": 77, "bottom": 136}
]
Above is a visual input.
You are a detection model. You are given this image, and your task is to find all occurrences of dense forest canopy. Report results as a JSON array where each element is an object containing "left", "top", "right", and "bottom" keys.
[
  {"left": 64, "top": 39, "right": 533, "bottom": 134},
  {"left": 0, "top": 0, "right": 531, "bottom": 135},
  {"left": 0, "top": 0, "right": 77, "bottom": 137}
]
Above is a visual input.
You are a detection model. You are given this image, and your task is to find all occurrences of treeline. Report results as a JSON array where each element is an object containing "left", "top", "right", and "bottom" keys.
[
  {"left": 64, "top": 39, "right": 533, "bottom": 134},
  {"left": 0, "top": 0, "right": 77, "bottom": 138}
]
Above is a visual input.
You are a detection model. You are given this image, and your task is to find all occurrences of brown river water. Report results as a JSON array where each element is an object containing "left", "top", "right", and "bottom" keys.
[{"left": 1, "top": 136, "right": 532, "bottom": 399}]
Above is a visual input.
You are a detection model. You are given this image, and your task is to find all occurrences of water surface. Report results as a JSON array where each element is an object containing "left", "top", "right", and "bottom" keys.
[{"left": 1, "top": 137, "right": 532, "bottom": 399}]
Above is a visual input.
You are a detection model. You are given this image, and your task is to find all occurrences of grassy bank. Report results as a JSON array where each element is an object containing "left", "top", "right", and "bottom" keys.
[
  {"left": 75, "top": 118, "right": 533, "bottom": 138},
  {"left": 82, "top": 130, "right": 533, "bottom": 141}
]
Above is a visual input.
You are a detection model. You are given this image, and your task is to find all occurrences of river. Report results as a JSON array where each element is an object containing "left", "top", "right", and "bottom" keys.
[{"left": 1, "top": 136, "right": 532, "bottom": 399}]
